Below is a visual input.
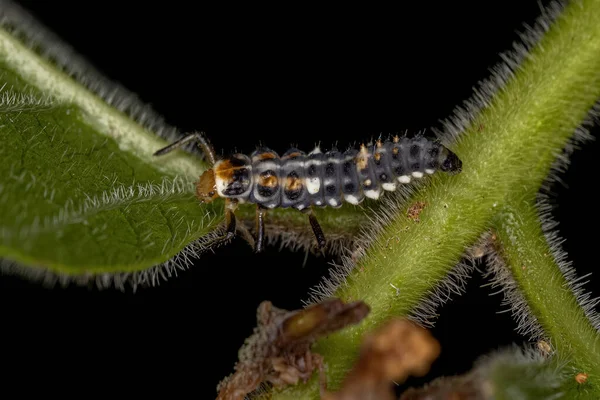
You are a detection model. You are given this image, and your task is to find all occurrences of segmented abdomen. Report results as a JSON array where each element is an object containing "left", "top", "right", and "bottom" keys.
[{"left": 213, "top": 135, "right": 462, "bottom": 209}]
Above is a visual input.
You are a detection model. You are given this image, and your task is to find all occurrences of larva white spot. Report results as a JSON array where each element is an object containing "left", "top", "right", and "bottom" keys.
[
  {"left": 306, "top": 177, "right": 321, "bottom": 194},
  {"left": 412, "top": 171, "right": 424, "bottom": 178},
  {"left": 344, "top": 194, "right": 360, "bottom": 205},
  {"left": 285, "top": 161, "right": 303, "bottom": 169},
  {"left": 365, "top": 189, "right": 381, "bottom": 200},
  {"left": 328, "top": 198, "right": 338, "bottom": 207},
  {"left": 425, "top": 169, "right": 435, "bottom": 175},
  {"left": 324, "top": 178, "right": 336, "bottom": 187},
  {"left": 315, "top": 200, "right": 323, "bottom": 206},
  {"left": 364, "top": 179, "right": 372, "bottom": 186},
  {"left": 296, "top": 204, "right": 305, "bottom": 210},
  {"left": 309, "top": 147, "right": 322, "bottom": 155},
  {"left": 267, "top": 203, "right": 277, "bottom": 209},
  {"left": 382, "top": 183, "right": 397, "bottom": 191},
  {"left": 398, "top": 175, "right": 411, "bottom": 184}
]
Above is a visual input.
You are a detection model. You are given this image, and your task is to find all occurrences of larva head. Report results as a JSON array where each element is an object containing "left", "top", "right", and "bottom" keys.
[
  {"left": 439, "top": 148, "right": 462, "bottom": 174},
  {"left": 196, "top": 169, "right": 219, "bottom": 203},
  {"left": 213, "top": 155, "right": 253, "bottom": 198}
]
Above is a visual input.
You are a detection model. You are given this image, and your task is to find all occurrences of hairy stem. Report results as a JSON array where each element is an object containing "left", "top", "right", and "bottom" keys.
[
  {"left": 493, "top": 199, "right": 600, "bottom": 392},
  {"left": 261, "top": 1, "right": 600, "bottom": 398},
  {"left": 234, "top": 201, "right": 375, "bottom": 252}
]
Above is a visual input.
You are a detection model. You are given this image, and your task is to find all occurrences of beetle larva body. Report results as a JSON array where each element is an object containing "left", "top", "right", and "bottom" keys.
[
  {"left": 154, "top": 131, "right": 462, "bottom": 252},
  {"left": 213, "top": 135, "right": 462, "bottom": 210}
]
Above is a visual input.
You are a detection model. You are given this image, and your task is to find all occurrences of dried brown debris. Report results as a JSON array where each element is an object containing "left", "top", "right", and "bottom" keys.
[
  {"left": 398, "top": 374, "right": 485, "bottom": 400},
  {"left": 216, "top": 298, "right": 370, "bottom": 400},
  {"left": 325, "top": 319, "right": 441, "bottom": 400},
  {"left": 407, "top": 201, "right": 427, "bottom": 222}
]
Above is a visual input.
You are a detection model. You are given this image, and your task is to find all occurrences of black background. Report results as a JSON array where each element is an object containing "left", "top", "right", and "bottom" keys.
[{"left": 2, "top": 1, "right": 599, "bottom": 397}]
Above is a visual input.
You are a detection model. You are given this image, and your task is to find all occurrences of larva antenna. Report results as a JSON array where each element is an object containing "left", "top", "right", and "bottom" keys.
[{"left": 153, "top": 131, "right": 217, "bottom": 166}]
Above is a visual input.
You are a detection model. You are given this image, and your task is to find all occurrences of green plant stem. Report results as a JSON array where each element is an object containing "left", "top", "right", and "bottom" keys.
[
  {"left": 234, "top": 201, "right": 375, "bottom": 248},
  {"left": 493, "top": 199, "right": 600, "bottom": 393},
  {"left": 262, "top": 1, "right": 600, "bottom": 398}
]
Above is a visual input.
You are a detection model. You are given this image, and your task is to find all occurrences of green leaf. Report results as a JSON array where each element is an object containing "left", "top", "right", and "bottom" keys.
[{"left": 0, "top": 26, "right": 224, "bottom": 285}]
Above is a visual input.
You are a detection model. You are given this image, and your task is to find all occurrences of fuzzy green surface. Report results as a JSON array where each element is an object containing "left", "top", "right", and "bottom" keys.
[
  {"left": 235, "top": 200, "right": 373, "bottom": 241},
  {"left": 494, "top": 201, "right": 600, "bottom": 395},
  {"left": 0, "top": 50, "right": 223, "bottom": 275},
  {"left": 264, "top": 1, "right": 600, "bottom": 398},
  {"left": 0, "top": 27, "right": 203, "bottom": 179},
  {"left": 491, "top": 364, "right": 565, "bottom": 400},
  {"left": 482, "top": 348, "right": 591, "bottom": 400},
  {"left": 490, "top": 356, "right": 569, "bottom": 400},
  {"left": 490, "top": 356, "right": 597, "bottom": 400}
]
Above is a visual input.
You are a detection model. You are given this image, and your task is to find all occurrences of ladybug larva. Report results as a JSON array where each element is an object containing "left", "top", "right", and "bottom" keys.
[{"left": 154, "top": 132, "right": 462, "bottom": 252}]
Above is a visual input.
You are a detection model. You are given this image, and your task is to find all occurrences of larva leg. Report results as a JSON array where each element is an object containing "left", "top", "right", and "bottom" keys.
[
  {"left": 221, "top": 200, "right": 256, "bottom": 249},
  {"left": 301, "top": 207, "right": 326, "bottom": 249},
  {"left": 223, "top": 199, "right": 238, "bottom": 240},
  {"left": 236, "top": 222, "right": 256, "bottom": 250},
  {"left": 255, "top": 205, "right": 268, "bottom": 253},
  {"left": 203, "top": 198, "right": 239, "bottom": 249},
  {"left": 153, "top": 131, "right": 217, "bottom": 166}
]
